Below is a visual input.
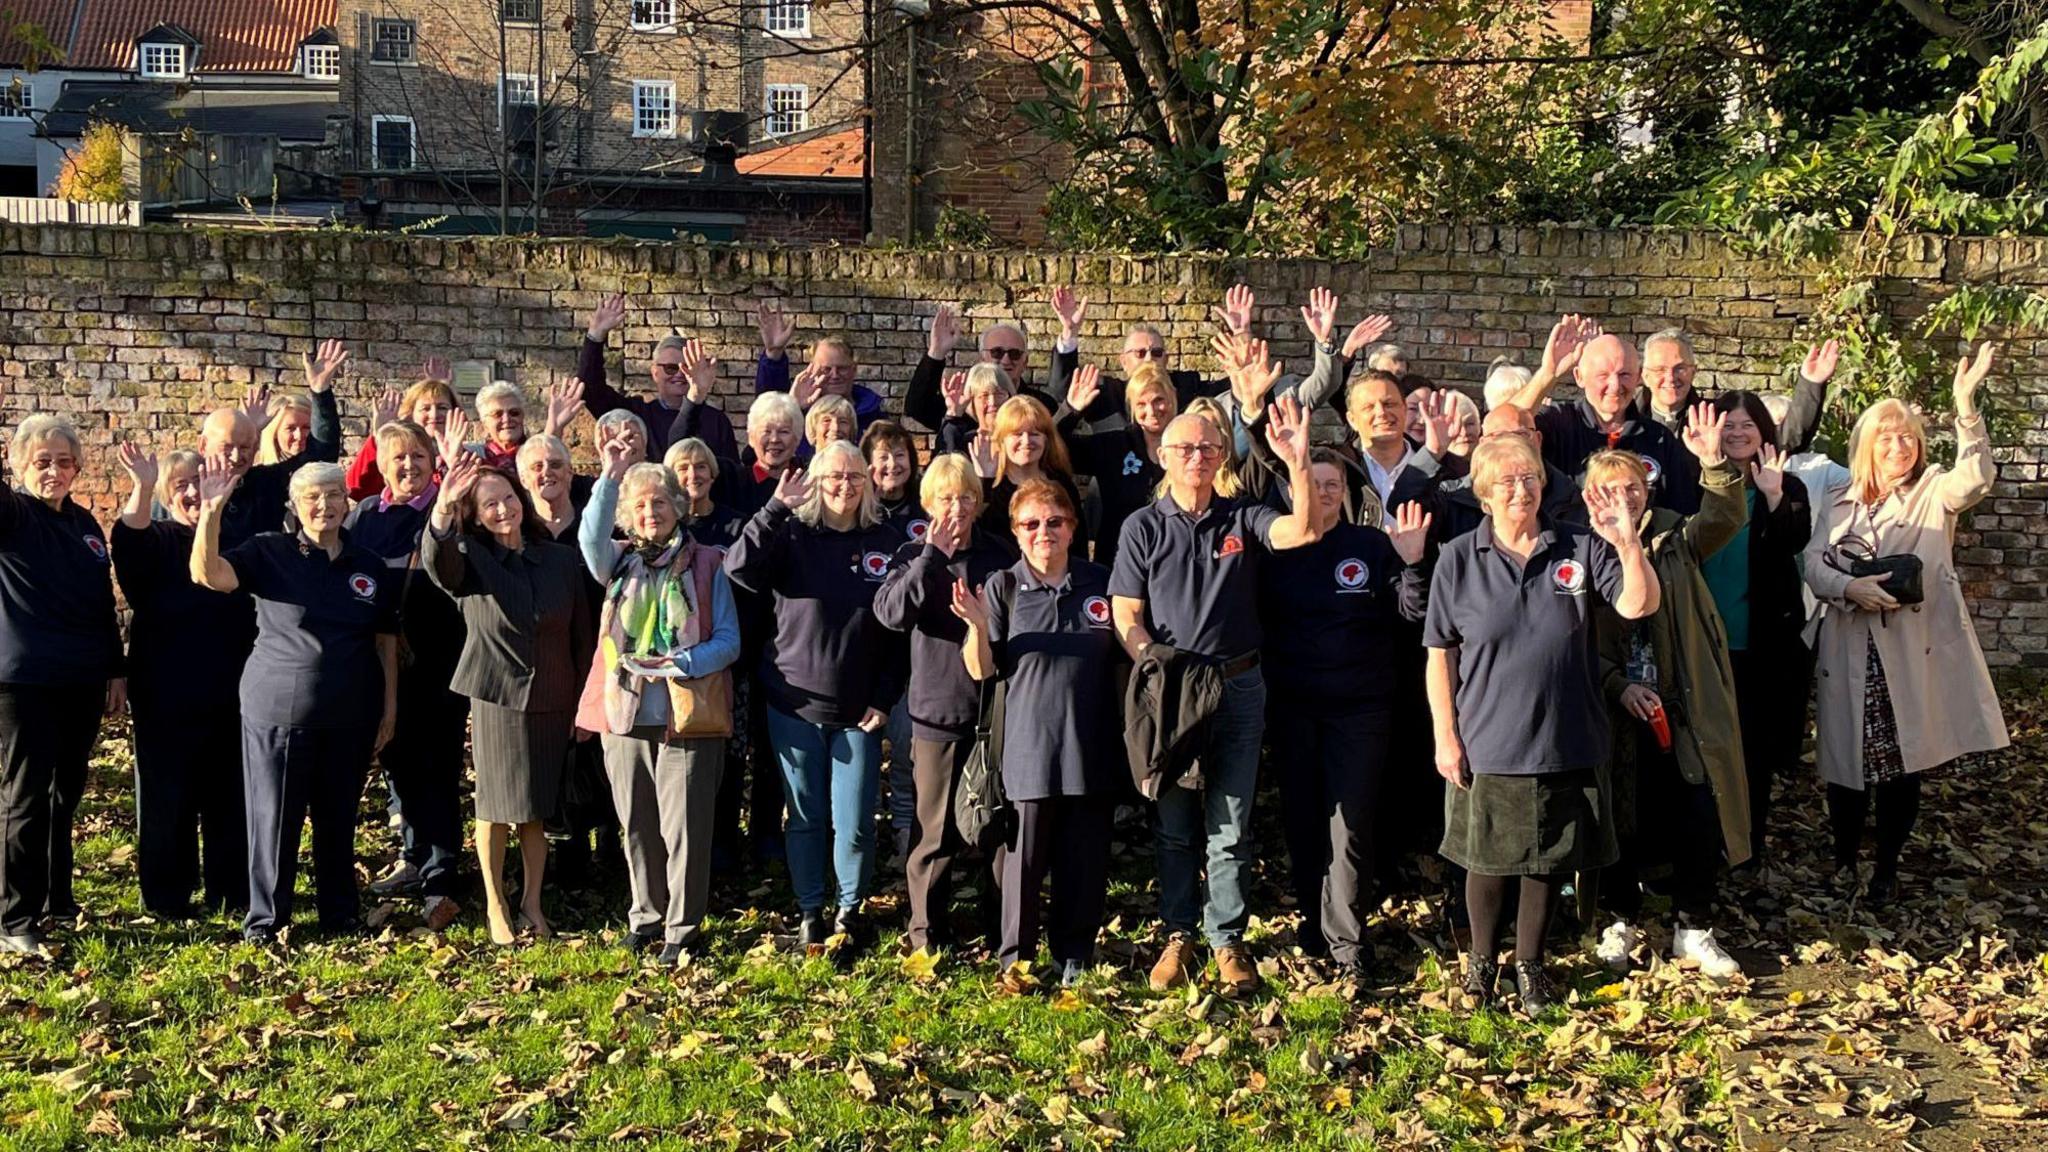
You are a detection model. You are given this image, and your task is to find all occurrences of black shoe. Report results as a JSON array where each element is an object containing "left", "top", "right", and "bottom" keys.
[
  {"left": 832, "top": 907, "right": 868, "bottom": 946},
  {"left": 626, "top": 929, "right": 661, "bottom": 955},
  {"left": 1515, "top": 962, "right": 1560, "bottom": 1015},
  {"left": 1336, "top": 940, "right": 1377, "bottom": 984},
  {"left": 657, "top": 941, "right": 685, "bottom": 965},
  {"left": 796, "top": 911, "right": 828, "bottom": 948},
  {"left": 1865, "top": 871, "right": 1898, "bottom": 909},
  {"left": 243, "top": 928, "right": 277, "bottom": 947},
  {"left": 1462, "top": 954, "right": 1499, "bottom": 1006}
]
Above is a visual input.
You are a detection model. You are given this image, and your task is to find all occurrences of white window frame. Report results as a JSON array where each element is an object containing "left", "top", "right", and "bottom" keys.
[
  {"left": 302, "top": 44, "right": 339, "bottom": 80},
  {"left": 370, "top": 19, "right": 416, "bottom": 65},
  {"left": 139, "top": 42, "right": 188, "bottom": 80},
  {"left": 630, "top": 0, "right": 675, "bottom": 31},
  {"left": 764, "top": 84, "right": 808, "bottom": 137},
  {"left": 765, "top": 0, "right": 811, "bottom": 38},
  {"left": 371, "top": 114, "right": 416, "bottom": 170},
  {"left": 0, "top": 79, "right": 32, "bottom": 119},
  {"left": 500, "top": 72, "right": 540, "bottom": 110},
  {"left": 631, "top": 80, "right": 676, "bottom": 139}
]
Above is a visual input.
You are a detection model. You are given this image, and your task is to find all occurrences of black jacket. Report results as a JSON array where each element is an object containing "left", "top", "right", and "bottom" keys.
[{"left": 1123, "top": 642, "right": 1224, "bottom": 801}]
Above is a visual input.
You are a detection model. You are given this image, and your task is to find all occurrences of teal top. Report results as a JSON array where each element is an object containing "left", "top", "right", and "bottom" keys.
[{"left": 1701, "top": 489, "right": 1754, "bottom": 651}]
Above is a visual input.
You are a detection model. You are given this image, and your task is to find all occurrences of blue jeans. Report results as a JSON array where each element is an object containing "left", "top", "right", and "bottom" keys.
[
  {"left": 883, "top": 698, "right": 914, "bottom": 834},
  {"left": 765, "top": 706, "right": 882, "bottom": 913},
  {"left": 1155, "top": 667, "right": 1265, "bottom": 948}
]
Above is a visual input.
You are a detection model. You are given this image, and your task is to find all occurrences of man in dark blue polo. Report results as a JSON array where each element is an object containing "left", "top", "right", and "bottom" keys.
[
  {"left": 1501, "top": 320, "right": 1697, "bottom": 515},
  {"left": 1109, "top": 394, "right": 1323, "bottom": 997}
]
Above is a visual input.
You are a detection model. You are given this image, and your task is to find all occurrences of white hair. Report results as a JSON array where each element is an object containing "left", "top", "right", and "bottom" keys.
[
  {"left": 1482, "top": 361, "right": 1532, "bottom": 411},
  {"left": 475, "top": 381, "right": 525, "bottom": 413},
  {"left": 8, "top": 414, "right": 83, "bottom": 469},
  {"left": 795, "top": 440, "right": 882, "bottom": 530},
  {"left": 287, "top": 461, "right": 347, "bottom": 501},
  {"left": 1642, "top": 328, "right": 1695, "bottom": 361},
  {"left": 977, "top": 322, "right": 1027, "bottom": 352},
  {"left": 1761, "top": 394, "right": 1792, "bottom": 426},
  {"left": 747, "top": 390, "right": 803, "bottom": 431},
  {"left": 596, "top": 409, "right": 648, "bottom": 440},
  {"left": 614, "top": 462, "right": 683, "bottom": 533},
  {"left": 515, "top": 432, "right": 568, "bottom": 472}
]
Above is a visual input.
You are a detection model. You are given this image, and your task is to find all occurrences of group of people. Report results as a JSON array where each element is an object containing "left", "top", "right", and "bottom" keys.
[{"left": 0, "top": 284, "right": 2011, "bottom": 1016}]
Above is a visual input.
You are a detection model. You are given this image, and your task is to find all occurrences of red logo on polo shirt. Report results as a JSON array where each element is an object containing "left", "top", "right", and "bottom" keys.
[
  {"left": 860, "top": 552, "right": 891, "bottom": 580},
  {"left": 1334, "top": 558, "right": 1368, "bottom": 591},
  {"left": 1216, "top": 534, "right": 1245, "bottom": 559},
  {"left": 906, "top": 518, "right": 930, "bottom": 542},
  {"left": 1082, "top": 596, "right": 1112, "bottom": 627},
  {"left": 1551, "top": 559, "right": 1586, "bottom": 594},
  {"left": 1638, "top": 454, "right": 1663, "bottom": 487},
  {"left": 82, "top": 535, "right": 107, "bottom": 562},
  {"left": 349, "top": 573, "right": 378, "bottom": 600}
]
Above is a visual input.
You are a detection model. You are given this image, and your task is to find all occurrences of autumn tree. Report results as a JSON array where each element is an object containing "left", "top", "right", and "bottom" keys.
[{"left": 51, "top": 122, "right": 129, "bottom": 203}]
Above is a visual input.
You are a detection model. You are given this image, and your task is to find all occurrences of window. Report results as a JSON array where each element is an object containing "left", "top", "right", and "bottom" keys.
[
  {"left": 0, "top": 80, "right": 31, "bottom": 119},
  {"left": 371, "top": 19, "right": 415, "bottom": 64},
  {"left": 139, "top": 42, "right": 187, "bottom": 79},
  {"left": 501, "top": 0, "right": 539, "bottom": 22},
  {"left": 372, "top": 115, "right": 415, "bottom": 169},
  {"left": 500, "top": 73, "right": 539, "bottom": 108},
  {"left": 764, "top": 84, "right": 807, "bottom": 137},
  {"left": 631, "top": 0, "right": 674, "bottom": 30},
  {"left": 765, "top": 0, "right": 810, "bottom": 37},
  {"left": 632, "top": 81, "right": 675, "bottom": 138},
  {"left": 302, "top": 44, "right": 339, "bottom": 79}
]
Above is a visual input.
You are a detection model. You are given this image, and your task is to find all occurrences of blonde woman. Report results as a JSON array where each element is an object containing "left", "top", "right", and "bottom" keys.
[
  {"left": 974, "top": 396, "right": 1083, "bottom": 545},
  {"left": 1054, "top": 362, "right": 1172, "bottom": 569},
  {"left": 255, "top": 395, "right": 314, "bottom": 466},
  {"left": 1803, "top": 346, "right": 2009, "bottom": 907}
]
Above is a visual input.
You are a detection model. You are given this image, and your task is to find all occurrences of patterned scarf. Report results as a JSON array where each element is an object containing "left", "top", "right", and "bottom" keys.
[{"left": 596, "top": 530, "right": 696, "bottom": 733}]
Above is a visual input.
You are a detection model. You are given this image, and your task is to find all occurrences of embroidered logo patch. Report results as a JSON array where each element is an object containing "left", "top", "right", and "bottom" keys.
[
  {"left": 82, "top": 535, "right": 107, "bottom": 562},
  {"left": 1216, "top": 534, "right": 1245, "bottom": 559},
  {"left": 1334, "top": 558, "right": 1368, "bottom": 591},
  {"left": 1082, "top": 596, "right": 1112, "bottom": 627},
  {"left": 1552, "top": 559, "right": 1586, "bottom": 594},
  {"left": 1122, "top": 451, "right": 1143, "bottom": 477},
  {"left": 860, "top": 551, "right": 891, "bottom": 580},
  {"left": 906, "top": 518, "right": 930, "bottom": 542},
  {"left": 348, "top": 573, "right": 378, "bottom": 600},
  {"left": 1638, "top": 453, "right": 1663, "bottom": 487}
]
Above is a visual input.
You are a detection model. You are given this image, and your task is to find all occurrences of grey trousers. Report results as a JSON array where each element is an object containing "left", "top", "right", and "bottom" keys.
[{"left": 601, "top": 728, "right": 724, "bottom": 944}]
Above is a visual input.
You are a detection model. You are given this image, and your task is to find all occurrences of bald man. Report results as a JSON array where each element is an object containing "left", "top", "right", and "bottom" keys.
[
  {"left": 1394, "top": 403, "right": 1583, "bottom": 543},
  {"left": 1503, "top": 322, "right": 1696, "bottom": 515},
  {"left": 201, "top": 346, "right": 345, "bottom": 548}
]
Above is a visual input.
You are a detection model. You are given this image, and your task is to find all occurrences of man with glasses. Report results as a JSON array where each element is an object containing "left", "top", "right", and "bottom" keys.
[
  {"left": 753, "top": 300, "right": 887, "bottom": 437},
  {"left": 577, "top": 295, "right": 740, "bottom": 464},
  {"left": 901, "top": 304, "right": 1055, "bottom": 435},
  {"left": 1046, "top": 285, "right": 1248, "bottom": 430},
  {"left": 1109, "top": 396, "right": 1322, "bottom": 997}
]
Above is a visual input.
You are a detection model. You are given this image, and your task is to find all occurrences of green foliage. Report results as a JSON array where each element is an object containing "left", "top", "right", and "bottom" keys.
[
  {"left": 928, "top": 202, "right": 999, "bottom": 250},
  {"left": 50, "top": 121, "right": 127, "bottom": 203}
]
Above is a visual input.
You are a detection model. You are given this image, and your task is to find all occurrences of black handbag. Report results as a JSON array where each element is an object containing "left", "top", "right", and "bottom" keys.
[
  {"left": 952, "top": 675, "right": 1012, "bottom": 852},
  {"left": 1825, "top": 535, "right": 1924, "bottom": 607}
]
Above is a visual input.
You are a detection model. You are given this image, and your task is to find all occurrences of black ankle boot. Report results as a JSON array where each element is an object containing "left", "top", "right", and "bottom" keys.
[
  {"left": 1462, "top": 954, "right": 1499, "bottom": 1006},
  {"left": 796, "top": 910, "right": 828, "bottom": 947},
  {"left": 1515, "top": 962, "right": 1560, "bottom": 1015}
]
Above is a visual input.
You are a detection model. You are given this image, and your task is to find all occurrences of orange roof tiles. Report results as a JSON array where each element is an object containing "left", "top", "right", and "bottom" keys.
[
  {"left": 737, "top": 127, "right": 864, "bottom": 180},
  {"left": 3, "top": 0, "right": 335, "bottom": 73}
]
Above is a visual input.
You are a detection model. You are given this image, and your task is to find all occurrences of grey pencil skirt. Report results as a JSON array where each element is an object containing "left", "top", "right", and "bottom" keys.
[{"left": 469, "top": 700, "right": 572, "bottom": 825}]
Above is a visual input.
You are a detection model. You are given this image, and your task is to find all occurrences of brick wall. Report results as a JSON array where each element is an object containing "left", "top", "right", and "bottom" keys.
[{"left": 2, "top": 223, "right": 2044, "bottom": 667}]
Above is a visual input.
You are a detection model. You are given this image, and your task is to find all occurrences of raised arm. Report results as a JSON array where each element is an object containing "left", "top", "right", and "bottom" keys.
[
  {"left": 578, "top": 443, "right": 632, "bottom": 583},
  {"left": 1676, "top": 406, "right": 1748, "bottom": 559},
  {"left": 424, "top": 455, "right": 485, "bottom": 597},
  {"left": 298, "top": 339, "right": 346, "bottom": 465},
  {"left": 1584, "top": 486, "right": 1660, "bottom": 621},
  {"left": 189, "top": 456, "right": 241, "bottom": 593},
  {"left": 1778, "top": 339, "right": 1838, "bottom": 454},
  {"left": 578, "top": 294, "right": 629, "bottom": 416},
  {"left": 1505, "top": 315, "right": 1600, "bottom": 414},
  {"left": 721, "top": 469, "right": 810, "bottom": 594},
  {"left": 1936, "top": 344, "right": 1998, "bottom": 515},
  {"left": 115, "top": 442, "right": 156, "bottom": 531},
  {"left": 1261, "top": 395, "right": 1324, "bottom": 550}
]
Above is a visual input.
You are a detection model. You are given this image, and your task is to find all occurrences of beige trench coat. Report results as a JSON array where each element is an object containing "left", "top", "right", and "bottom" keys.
[{"left": 1801, "top": 413, "right": 2009, "bottom": 789}]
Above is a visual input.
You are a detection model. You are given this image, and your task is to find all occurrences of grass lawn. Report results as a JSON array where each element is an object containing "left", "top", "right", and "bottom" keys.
[{"left": 4, "top": 705, "right": 2046, "bottom": 1150}]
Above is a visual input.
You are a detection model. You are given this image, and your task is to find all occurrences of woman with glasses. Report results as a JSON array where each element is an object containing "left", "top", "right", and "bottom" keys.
[{"left": 724, "top": 440, "right": 908, "bottom": 953}]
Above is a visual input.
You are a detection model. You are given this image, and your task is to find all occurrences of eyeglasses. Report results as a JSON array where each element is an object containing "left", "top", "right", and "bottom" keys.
[
  {"left": 1126, "top": 346, "right": 1168, "bottom": 361},
  {"left": 1162, "top": 443, "right": 1224, "bottom": 461},
  {"left": 1491, "top": 474, "right": 1543, "bottom": 492},
  {"left": 1016, "top": 516, "right": 1070, "bottom": 533},
  {"left": 988, "top": 347, "right": 1026, "bottom": 362},
  {"left": 818, "top": 471, "right": 866, "bottom": 485},
  {"left": 653, "top": 362, "right": 685, "bottom": 374}
]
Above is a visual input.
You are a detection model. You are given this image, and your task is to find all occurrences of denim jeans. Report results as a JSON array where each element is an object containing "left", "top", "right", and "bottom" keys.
[
  {"left": 1155, "top": 667, "right": 1265, "bottom": 949},
  {"left": 883, "top": 698, "right": 915, "bottom": 835},
  {"left": 765, "top": 706, "right": 882, "bottom": 913}
]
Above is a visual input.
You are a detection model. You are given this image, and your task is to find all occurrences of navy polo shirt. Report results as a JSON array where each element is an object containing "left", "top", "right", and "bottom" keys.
[
  {"left": 225, "top": 531, "right": 401, "bottom": 729},
  {"left": 984, "top": 559, "right": 1127, "bottom": 801},
  {"left": 0, "top": 489, "right": 124, "bottom": 686},
  {"left": 1109, "top": 493, "right": 1281, "bottom": 661},
  {"left": 1534, "top": 399, "right": 1699, "bottom": 515},
  {"left": 344, "top": 494, "right": 466, "bottom": 685},
  {"left": 1422, "top": 517, "right": 1624, "bottom": 776},
  {"left": 872, "top": 531, "right": 1018, "bottom": 742},
  {"left": 1258, "top": 523, "right": 1427, "bottom": 709},
  {"left": 111, "top": 520, "right": 254, "bottom": 714}
]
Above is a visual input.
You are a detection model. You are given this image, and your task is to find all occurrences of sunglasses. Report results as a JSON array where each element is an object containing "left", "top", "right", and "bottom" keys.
[
  {"left": 988, "top": 347, "right": 1026, "bottom": 362},
  {"left": 653, "top": 362, "right": 685, "bottom": 374},
  {"left": 1016, "top": 516, "right": 1071, "bottom": 533},
  {"left": 1126, "top": 346, "right": 1168, "bottom": 360}
]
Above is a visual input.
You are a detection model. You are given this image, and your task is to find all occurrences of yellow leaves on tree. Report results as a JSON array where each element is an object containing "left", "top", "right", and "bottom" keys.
[{"left": 52, "top": 121, "right": 129, "bottom": 203}]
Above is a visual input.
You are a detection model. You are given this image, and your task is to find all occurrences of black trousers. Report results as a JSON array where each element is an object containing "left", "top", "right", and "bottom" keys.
[
  {"left": 1270, "top": 702, "right": 1390, "bottom": 965},
  {"left": 904, "top": 736, "right": 1002, "bottom": 950},
  {"left": 1598, "top": 736, "right": 1720, "bottom": 921},
  {"left": 713, "top": 676, "right": 787, "bottom": 862},
  {"left": 1729, "top": 645, "right": 1813, "bottom": 860},
  {"left": 1000, "top": 795, "right": 1114, "bottom": 968},
  {"left": 0, "top": 683, "right": 103, "bottom": 935},
  {"left": 133, "top": 698, "right": 246, "bottom": 916},
  {"left": 380, "top": 681, "right": 468, "bottom": 899},
  {"left": 1374, "top": 652, "right": 1440, "bottom": 878},
  {"left": 242, "top": 720, "right": 374, "bottom": 935}
]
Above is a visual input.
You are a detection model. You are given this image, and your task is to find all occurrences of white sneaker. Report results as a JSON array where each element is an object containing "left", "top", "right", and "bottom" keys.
[
  {"left": 368, "top": 859, "right": 422, "bottom": 895},
  {"left": 1672, "top": 926, "right": 1741, "bottom": 978},
  {"left": 1594, "top": 918, "right": 1640, "bottom": 972}
]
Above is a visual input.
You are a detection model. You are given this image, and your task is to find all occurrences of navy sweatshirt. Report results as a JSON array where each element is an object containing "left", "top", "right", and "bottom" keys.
[
  {"left": 1535, "top": 398, "right": 1699, "bottom": 516},
  {"left": 723, "top": 501, "right": 908, "bottom": 727},
  {"left": 343, "top": 495, "right": 467, "bottom": 686},
  {"left": 872, "top": 530, "right": 1018, "bottom": 741},
  {"left": 0, "top": 488, "right": 124, "bottom": 686},
  {"left": 111, "top": 519, "right": 253, "bottom": 713},
  {"left": 1257, "top": 522, "right": 1429, "bottom": 710}
]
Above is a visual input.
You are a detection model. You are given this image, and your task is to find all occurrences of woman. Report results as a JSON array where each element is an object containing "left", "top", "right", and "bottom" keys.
[
  {"left": 0, "top": 416, "right": 124, "bottom": 954},
  {"left": 1446, "top": 391, "right": 1482, "bottom": 458},
  {"left": 1701, "top": 392, "right": 1812, "bottom": 865},
  {"left": 1803, "top": 346, "right": 2009, "bottom": 907},
  {"left": 873, "top": 455, "right": 1014, "bottom": 953},
  {"left": 862, "top": 419, "right": 926, "bottom": 862},
  {"left": 976, "top": 396, "right": 1083, "bottom": 545},
  {"left": 474, "top": 382, "right": 530, "bottom": 471},
  {"left": 348, "top": 378, "right": 459, "bottom": 499},
  {"left": 724, "top": 440, "right": 907, "bottom": 951},
  {"left": 1583, "top": 412, "right": 1750, "bottom": 980},
  {"left": 1424, "top": 434, "right": 1657, "bottom": 1012},
  {"left": 426, "top": 455, "right": 593, "bottom": 944},
  {"left": 192, "top": 460, "right": 399, "bottom": 944},
  {"left": 517, "top": 433, "right": 588, "bottom": 547},
  {"left": 579, "top": 451, "right": 740, "bottom": 962},
  {"left": 1258, "top": 449, "right": 1431, "bottom": 979},
  {"left": 347, "top": 421, "right": 470, "bottom": 930},
  {"left": 256, "top": 395, "right": 313, "bottom": 466},
  {"left": 596, "top": 410, "right": 650, "bottom": 468},
  {"left": 663, "top": 438, "right": 746, "bottom": 552},
  {"left": 938, "top": 364, "right": 1013, "bottom": 454},
  {"left": 113, "top": 445, "right": 250, "bottom": 920},
  {"left": 953, "top": 479, "right": 1124, "bottom": 987},
  {"left": 1056, "top": 363, "right": 1170, "bottom": 569},
  {"left": 806, "top": 395, "right": 859, "bottom": 451},
  {"left": 736, "top": 392, "right": 804, "bottom": 516}
]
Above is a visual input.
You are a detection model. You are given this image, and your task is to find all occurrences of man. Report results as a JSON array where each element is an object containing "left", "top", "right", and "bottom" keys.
[
  {"left": 1502, "top": 318, "right": 1697, "bottom": 514},
  {"left": 1109, "top": 395, "right": 1322, "bottom": 997},
  {"left": 199, "top": 340, "right": 345, "bottom": 549},
  {"left": 1635, "top": 329, "right": 1700, "bottom": 432},
  {"left": 1393, "top": 403, "right": 1582, "bottom": 543},
  {"left": 753, "top": 300, "right": 885, "bottom": 435},
  {"left": 901, "top": 304, "right": 1053, "bottom": 434},
  {"left": 577, "top": 295, "right": 740, "bottom": 463},
  {"left": 1045, "top": 284, "right": 1250, "bottom": 428}
]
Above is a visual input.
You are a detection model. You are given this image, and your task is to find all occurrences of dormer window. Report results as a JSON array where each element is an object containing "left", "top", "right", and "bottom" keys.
[
  {"left": 303, "top": 43, "right": 338, "bottom": 79},
  {"left": 139, "top": 42, "right": 188, "bottom": 79}
]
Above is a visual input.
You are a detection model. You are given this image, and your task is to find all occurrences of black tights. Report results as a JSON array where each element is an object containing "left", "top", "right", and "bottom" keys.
[
  {"left": 1465, "top": 872, "right": 1565, "bottom": 967},
  {"left": 1827, "top": 777, "right": 1922, "bottom": 878}
]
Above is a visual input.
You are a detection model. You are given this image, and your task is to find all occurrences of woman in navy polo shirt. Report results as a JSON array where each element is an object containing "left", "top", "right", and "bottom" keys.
[
  {"left": 113, "top": 444, "right": 251, "bottom": 920},
  {"left": 192, "top": 459, "right": 400, "bottom": 944},
  {"left": 724, "top": 439, "right": 907, "bottom": 952},
  {"left": 0, "top": 416, "right": 124, "bottom": 956},
  {"left": 1259, "top": 448, "right": 1433, "bottom": 980},
  {"left": 1423, "top": 434, "right": 1658, "bottom": 1013},
  {"left": 954, "top": 478, "right": 1125, "bottom": 987}
]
